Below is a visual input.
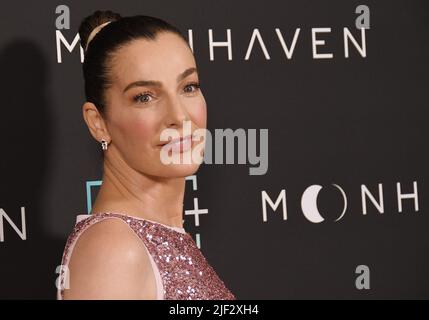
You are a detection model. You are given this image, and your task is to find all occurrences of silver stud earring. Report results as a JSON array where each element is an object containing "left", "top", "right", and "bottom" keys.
[{"left": 101, "top": 139, "right": 108, "bottom": 151}]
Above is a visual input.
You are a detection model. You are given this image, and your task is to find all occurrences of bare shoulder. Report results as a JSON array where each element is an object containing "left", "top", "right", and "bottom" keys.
[{"left": 63, "top": 217, "right": 156, "bottom": 300}]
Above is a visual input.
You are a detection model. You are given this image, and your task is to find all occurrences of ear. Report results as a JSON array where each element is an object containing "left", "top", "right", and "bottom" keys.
[{"left": 82, "top": 102, "right": 111, "bottom": 143}]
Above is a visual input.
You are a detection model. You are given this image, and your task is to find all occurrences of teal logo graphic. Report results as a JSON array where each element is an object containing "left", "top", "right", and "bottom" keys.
[{"left": 85, "top": 180, "right": 102, "bottom": 213}]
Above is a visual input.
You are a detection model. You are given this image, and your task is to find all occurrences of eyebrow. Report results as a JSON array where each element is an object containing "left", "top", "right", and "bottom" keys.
[{"left": 123, "top": 67, "right": 198, "bottom": 93}]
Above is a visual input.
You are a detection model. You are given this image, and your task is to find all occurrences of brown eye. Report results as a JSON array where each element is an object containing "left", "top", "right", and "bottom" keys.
[
  {"left": 184, "top": 82, "right": 200, "bottom": 93},
  {"left": 133, "top": 93, "right": 153, "bottom": 103}
]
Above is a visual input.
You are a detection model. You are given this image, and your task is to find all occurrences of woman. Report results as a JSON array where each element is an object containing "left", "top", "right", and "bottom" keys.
[{"left": 57, "top": 10, "right": 235, "bottom": 300}]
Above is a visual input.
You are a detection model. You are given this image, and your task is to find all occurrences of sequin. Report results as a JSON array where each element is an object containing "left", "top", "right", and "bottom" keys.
[{"left": 57, "top": 212, "right": 236, "bottom": 300}]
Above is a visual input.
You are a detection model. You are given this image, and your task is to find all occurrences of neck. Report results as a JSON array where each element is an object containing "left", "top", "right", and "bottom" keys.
[{"left": 91, "top": 155, "right": 186, "bottom": 229}]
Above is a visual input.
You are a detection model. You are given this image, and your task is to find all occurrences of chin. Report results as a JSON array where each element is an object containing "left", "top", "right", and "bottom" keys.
[{"left": 160, "top": 162, "right": 202, "bottom": 178}]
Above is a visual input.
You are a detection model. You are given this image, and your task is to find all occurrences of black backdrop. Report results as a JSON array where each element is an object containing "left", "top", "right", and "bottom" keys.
[{"left": 0, "top": 0, "right": 428, "bottom": 299}]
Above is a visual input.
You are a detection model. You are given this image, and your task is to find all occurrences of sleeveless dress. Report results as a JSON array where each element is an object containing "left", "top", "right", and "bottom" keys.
[{"left": 56, "top": 212, "right": 236, "bottom": 300}]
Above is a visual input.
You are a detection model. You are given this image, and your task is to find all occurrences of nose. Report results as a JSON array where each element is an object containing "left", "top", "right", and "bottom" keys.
[{"left": 165, "top": 96, "right": 190, "bottom": 129}]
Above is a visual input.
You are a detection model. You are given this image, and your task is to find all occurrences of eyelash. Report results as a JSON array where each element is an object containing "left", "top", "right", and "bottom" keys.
[{"left": 133, "top": 82, "right": 201, "bottom": 104}]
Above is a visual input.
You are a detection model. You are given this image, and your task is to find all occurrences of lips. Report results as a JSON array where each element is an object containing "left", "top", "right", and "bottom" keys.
[{"left": 159, "top": 134, "right": 193, "bottom": 147}]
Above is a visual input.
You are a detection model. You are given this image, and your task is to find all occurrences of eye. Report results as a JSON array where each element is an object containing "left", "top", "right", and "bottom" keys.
[
  {"left": 184, "top": 82, "right": 201, "bottom": 94},
  {"left": 133, "top": 92, "right": 153, "bottom": 104}
]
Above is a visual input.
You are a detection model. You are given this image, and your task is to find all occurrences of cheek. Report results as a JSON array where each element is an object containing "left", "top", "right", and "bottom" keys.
[
  {"left": 115, "top": 112, "right": 158, "bottom": 149},
  {"left": 191, "top": 99, "right": 207, "bottom": 129},
  {"left": 128, "top": 116, "right": 158, "bottom": 147}
]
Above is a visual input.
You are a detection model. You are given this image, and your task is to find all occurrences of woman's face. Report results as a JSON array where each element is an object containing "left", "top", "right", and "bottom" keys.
[{"left": 103, "top": 32, "right": 207, "bottom": 178}]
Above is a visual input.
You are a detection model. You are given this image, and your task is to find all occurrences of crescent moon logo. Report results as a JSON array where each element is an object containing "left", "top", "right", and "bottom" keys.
[
  {"left": 301, "top": 184, "right": 348, "bottom": 223},
  {"left": 332, "top": 184, "right": 347, "bottom": 222},
  {"left": 301, "top": 185, "right": 324, "bottom": 223}
]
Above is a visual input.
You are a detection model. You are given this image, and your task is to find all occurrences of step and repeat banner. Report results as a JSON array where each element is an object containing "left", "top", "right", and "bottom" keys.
[{"left": 0, "top": 0, "right": 428, "bottom": 299}]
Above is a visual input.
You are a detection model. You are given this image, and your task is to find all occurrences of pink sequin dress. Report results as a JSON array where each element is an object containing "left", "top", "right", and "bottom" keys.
[{"left": 57, "top": 212, "right": 236, "bottom": 300}]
